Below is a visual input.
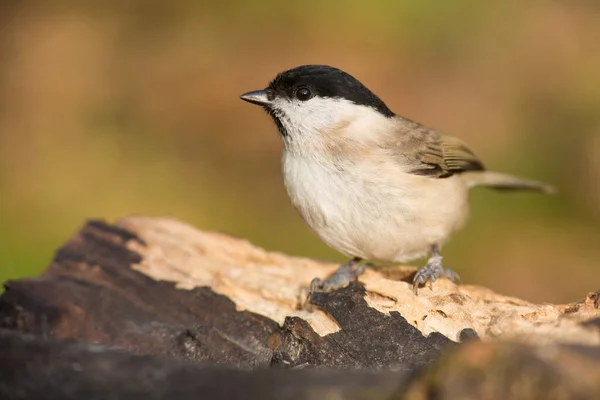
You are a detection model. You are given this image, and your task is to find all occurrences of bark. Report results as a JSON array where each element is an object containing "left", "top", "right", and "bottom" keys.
[{"left": 0, "top": 217, "right": 599, "bottom": 399}]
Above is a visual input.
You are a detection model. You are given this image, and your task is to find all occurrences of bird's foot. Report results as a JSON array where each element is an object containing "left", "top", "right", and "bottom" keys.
[
  {"left": 310, "top": 257, "right": 367, "bottom": 293},
  {"left": 412, "top": 254, "right": 460, "bottom": 294}
]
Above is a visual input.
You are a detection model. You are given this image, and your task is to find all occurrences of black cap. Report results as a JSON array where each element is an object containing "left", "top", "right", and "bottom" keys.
[{"left": 266, "top": 65, "right": 395, "bottom": 117}]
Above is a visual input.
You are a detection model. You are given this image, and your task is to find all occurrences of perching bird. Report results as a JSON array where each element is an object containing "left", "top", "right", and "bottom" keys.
[{"left": 240, "top": 65, "right": 554, "bottom": 293}]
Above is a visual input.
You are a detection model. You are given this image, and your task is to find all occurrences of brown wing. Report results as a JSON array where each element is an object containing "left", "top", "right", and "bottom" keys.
[{"left": 393, "top": 117, "right": 485, "bottom": 178}]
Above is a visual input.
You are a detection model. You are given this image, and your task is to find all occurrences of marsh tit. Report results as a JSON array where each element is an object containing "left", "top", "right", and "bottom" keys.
[{"left": 240, "top": 65, "right": 554, "bottom": 294}]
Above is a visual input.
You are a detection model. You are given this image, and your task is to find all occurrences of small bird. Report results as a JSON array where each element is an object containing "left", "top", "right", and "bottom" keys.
[{"left": 240, "top": 65, "right": 554, "bottom": 293}]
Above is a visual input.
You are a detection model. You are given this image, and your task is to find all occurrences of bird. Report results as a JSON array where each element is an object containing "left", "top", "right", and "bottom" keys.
[{"left": 239, "top": 65, "right": 554, "bottom": 294}]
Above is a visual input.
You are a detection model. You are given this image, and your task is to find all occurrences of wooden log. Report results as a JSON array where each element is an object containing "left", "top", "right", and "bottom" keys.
[
  {"left": 0, "top": 328, "right": 411, "bottom": 400},
  {"left": 0, "top": 217, "right": 599, "bottom": 399}
]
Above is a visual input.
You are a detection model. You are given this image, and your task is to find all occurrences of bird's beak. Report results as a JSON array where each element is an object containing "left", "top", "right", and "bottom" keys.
[{"left": 240, "top": 90, "right": 271, "bottom": 106}]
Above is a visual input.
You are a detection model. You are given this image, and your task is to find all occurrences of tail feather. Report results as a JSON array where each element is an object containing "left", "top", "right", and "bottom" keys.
[{"left": 461, "top": 171, "right": 556, "bottom": 194}]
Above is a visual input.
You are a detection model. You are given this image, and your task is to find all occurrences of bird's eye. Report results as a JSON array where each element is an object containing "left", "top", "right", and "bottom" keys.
[{"left": 295, "top": 87, "right": 312, "bottom": 101}]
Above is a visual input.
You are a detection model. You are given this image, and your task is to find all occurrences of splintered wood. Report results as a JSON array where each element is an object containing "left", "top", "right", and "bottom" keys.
[{"left": 119, "top": 216, "right": 600, "bottom": 345}]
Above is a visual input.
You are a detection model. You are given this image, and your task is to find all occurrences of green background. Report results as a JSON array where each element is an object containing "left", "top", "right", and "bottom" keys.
[{"left": 1, "top": 1, "right": 599, "bottom": 303}]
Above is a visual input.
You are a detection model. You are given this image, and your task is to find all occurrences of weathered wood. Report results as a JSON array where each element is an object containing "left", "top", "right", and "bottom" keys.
[
  {"left": 0, "top": 217, "right": 599, "bottom": 399},
  {"left": 0, "top": 220, "right": 279, "bottom": 367},
  {"left": 406, "top": 341, "right": 600, "bottom": 399},
  {"left": 0, "top": 219, "right": 454, "bottom": 369},
  {"left": 116, "top": 216, "right": 600, "bottom": 345},
  {"left": 0, "top": 329, "right": 408, "bottom": 400},
  {"left": 1, "top": 329, "right": 600, "bottom": 399}
]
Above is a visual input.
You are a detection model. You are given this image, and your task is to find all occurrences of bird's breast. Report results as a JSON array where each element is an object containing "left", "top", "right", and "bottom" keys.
[
  {"left": 282, "top": 153, "right": 351, "bottom": 230},
  {"left": 281, "top": 150, "right": 469, "bottom": 262}
]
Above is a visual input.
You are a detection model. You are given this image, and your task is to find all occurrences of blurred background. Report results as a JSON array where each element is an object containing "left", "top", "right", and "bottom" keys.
[{"left": 0, "top": 1, "right": 599, "bottom": 303}]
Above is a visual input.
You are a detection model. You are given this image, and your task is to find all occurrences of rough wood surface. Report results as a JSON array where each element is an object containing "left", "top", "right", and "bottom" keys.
[
  {"left": 0, "top": 219, "right": 452, "bottom": 369},
  {"left": 1, "top": 217, "right": 599, "bottom": 399},
  {"left": 119, "top": 216, "right": 599, "bottom": 345},
  {"left": 2, "top": 329, "right": 600, "bottom": 400},
  {"left": 0, "top": 328, "right": 408, "bottom": 400}
]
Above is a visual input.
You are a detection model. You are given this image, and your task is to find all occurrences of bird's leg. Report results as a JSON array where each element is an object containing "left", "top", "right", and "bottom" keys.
[
  {"left": 412, "top": 244, "right": 460, "bottom": 294},
  {"left": 310, "top": 257, "right": 366, "bottom": 292}
]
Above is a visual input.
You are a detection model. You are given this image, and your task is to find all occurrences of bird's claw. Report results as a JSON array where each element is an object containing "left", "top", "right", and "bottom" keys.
[
  {"left": 310, "top": 260, "right": 366, "bottom": 293},
  {"left": 412, "top": 254, "right": 460, "bottom": 294}
]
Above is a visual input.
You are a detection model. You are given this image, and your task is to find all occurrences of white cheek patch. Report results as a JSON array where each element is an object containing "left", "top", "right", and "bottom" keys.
[
  {"left": 272, "top": 97, "right": 355, "bottom": 138},
  {"left": 271, "top": 96, "right": 396, "bottom": 150}
]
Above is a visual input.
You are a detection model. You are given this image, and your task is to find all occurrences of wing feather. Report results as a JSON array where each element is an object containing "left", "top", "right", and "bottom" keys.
[{"left": 392, "top": 117, "right": 485, "bottom": 178}]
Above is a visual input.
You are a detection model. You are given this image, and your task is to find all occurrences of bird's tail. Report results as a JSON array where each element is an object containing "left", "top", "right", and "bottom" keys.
[{"left": 461, "top": 171, "right": 556, "bottom": 194}]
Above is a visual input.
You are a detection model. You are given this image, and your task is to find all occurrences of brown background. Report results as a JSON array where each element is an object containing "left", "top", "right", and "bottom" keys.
[{"left": 1, "top": 1, "right": 599, "bottom": 303}]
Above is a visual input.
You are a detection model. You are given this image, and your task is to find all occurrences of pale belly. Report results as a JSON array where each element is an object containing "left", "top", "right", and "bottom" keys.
[{"left": 282, "top": 154, "right": 469, "bottom": 262}]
